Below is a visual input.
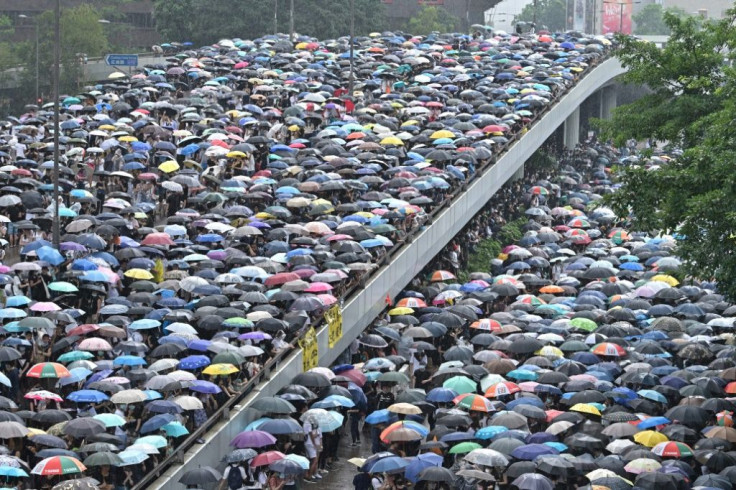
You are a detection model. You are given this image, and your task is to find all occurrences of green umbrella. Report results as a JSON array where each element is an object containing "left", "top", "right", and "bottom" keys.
[
  {"left": 212, "top": 352, "right": 245, "bottom": 365},
  {"left": 93, "top": 413, "right": 126, "bottom": 428},
  {"left": 570, "top": 317, "right": 598, "bottom": 332},
  {"left": 449, "top": 442, "right": 482, "bottom": 454},
  {"left": 83, "top": 451, "right": 124, "bottom": 467},
  {"left": 48, "top": 282, "right": 79, "bottom": 293},
  {"left": 57, "top": 351, "right": 95, "bottom": 363},
  {"left": 443, "top": 376, "right": 477, "bottom": 395},
  {"left": 18, "top": 317, "right": 55, "bottom": 330}
]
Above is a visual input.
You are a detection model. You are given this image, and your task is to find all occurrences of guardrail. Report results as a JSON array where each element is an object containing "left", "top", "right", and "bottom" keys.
[{"left": 136, "top": 55, "right": 626, "bottom": 490}]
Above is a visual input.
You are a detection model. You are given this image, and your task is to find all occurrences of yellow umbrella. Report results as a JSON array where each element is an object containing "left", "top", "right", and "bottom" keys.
[
  {"left": 27, "top": 428, "right": 47, "bottom": 436},
  {"left": 535, "top": 346, "right": 563, "bottom": 357},
  {"left": 634, "top": 430, "right": 668, "bottom": 447},
  {"left": 98, "top": 125, "right": 115, "bottom": 131},
  {"left": 388, "top": 307, "right": 414, "bottom": 316},
  {"left": 226, "top": 151, "right": 247, "bottom": 158},
  {"left": 380, "top": 136, "right": 403, "bottom": 146},
  {"left": 569, "top": 403, "right": 601, "bottom": 416},
  {"left": 203, "top": 363, "right": 239, "bottom": 376},
  {"left": 124, "top": 269, "right": 154, "bottom": 280},
  {"left": 255, "top": 212, "right": 275, "bottom": 220},
  {"left": 401, "top": 120, "right": 419, "bottom": 127},
  {"left": 295, "top": 42, "right": 310, "bottom": 49},
  {"left": 430, "top": 129, "right": 455, "bottom": 139},
  {"left": 158, "top": 160, "right": 180, "bottom": 173},
  {"left": 118, "top": 135, "right": 138, "bottom": 143},
  {"left": 108, "top": 72, "right": 127, "bottom": 80},
  {"left": 651, "top": 274, "right": 679, "bottom": 286}
]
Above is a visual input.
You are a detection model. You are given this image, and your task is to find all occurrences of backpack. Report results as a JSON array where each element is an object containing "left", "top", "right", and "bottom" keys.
[{"left": 227, "top": 466, "right": 244, "bottom": 490}]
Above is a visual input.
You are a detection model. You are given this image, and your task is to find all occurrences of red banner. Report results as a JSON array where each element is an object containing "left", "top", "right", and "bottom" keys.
[{"left": 602, "top": 0, "right": 632, "bottom": 34}]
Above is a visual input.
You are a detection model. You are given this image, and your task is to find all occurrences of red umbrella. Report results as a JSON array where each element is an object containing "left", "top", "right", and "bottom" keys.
[
  {"left": 250, "top": 451, "right": 285, "bottom": 467},
  {"left": 67, "top": 324, "right": 100, "bottom": 336},
  {"left": 264, "top": 272, "right": 301, "bottom": 287}
]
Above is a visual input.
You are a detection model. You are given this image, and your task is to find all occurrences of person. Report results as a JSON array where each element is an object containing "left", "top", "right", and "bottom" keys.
[
  {"left": 223, "top": 463, "right": 247, "bottom": 490},
  {"left": 376, "top": 384, "right": 394, "bottom": 410},
  {"left": 302, "top": 410, "right": 322, "bottom": 482}
]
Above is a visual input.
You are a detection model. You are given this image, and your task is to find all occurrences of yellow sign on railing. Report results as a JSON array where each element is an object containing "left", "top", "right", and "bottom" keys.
[
  {"left": 298, "top": 327, "right": 319, "bottom": 372},
  {"left": 325, "top": 305, "right": 343, "bottom": 349}
]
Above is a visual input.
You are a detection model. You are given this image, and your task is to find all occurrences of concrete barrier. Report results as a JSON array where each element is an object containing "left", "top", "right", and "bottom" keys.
[{"left": 148, "top": 57, "right": 626, "bottom": 490}]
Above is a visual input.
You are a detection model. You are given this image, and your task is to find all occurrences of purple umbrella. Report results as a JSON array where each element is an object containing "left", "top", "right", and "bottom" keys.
[
  {"left": 189, "top": 380, "right": 221, "bottom": 394},
  {"left": 230, "top": 430, "right": 277, "bottom": 449},
  {"left": 238, "top": 331, "right": 272, "bottom": 341},
  {"left": 83, "top": 369, "right": 113, "bottom": 387},
  {"left": 60, "top": 241, "right": 87, "bottom": 252},
  {"left": 510, "top": 443, "right": 559, "bottom": 461}
]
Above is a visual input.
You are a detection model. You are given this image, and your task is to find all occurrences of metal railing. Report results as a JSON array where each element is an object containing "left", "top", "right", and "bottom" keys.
[{"left": 132, "top": 50, "right": 614, "bottom": 489}]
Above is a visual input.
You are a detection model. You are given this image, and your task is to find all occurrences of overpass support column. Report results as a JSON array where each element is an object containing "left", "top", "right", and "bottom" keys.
[
  {"left": 600, "top": 86, "right": 618, "bottom": 120},
  {"left": 563, "top": 106, "right": 580, "bottom": 149}
]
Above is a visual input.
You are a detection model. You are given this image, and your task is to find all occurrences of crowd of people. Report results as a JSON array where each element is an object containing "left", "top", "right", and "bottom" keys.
[
  {"left": 0, "top": 28, "right": 613, "bottom": 489},
  {"left": 216, "top": 140, "right": 736, "bottom": 490}
]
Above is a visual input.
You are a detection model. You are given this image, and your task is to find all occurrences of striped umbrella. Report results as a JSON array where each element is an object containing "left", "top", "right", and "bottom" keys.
[{"left": 31, "top": 456, "right": 86, "bottom": 476}]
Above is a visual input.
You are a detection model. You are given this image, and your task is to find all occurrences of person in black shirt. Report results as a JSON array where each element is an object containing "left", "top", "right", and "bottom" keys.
[{"left": 376, "top": 384, "right": 394, "bottom": 410}]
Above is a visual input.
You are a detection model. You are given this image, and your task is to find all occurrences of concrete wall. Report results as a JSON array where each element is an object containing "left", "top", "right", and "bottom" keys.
[{"left": 148, "top": 57, "right": 626, "bottom": 490}]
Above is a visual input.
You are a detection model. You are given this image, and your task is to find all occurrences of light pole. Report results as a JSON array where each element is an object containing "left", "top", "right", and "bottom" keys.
[
  {"left": 289, "top": 0, "right": 294, "bottom": 42},
  {"left": 18, "top": 15, "right": 39, "bottom": 103},
  {"left": 52, "top": 0, "right": 61, "bottom": 247},
  {"left": 274, "top": 0, "right": 278, "bottom": 35},
  {"left": 348, "top": 0, "right": 354, "bottom": 96}
]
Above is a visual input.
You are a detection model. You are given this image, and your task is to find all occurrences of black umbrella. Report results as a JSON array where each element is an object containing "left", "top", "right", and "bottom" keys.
[
  {"left": 418, "top": 466, "right": 455, "bottom": 483},
  {"left": 178, "top": 466, "right": 222, "bottom": 485}
]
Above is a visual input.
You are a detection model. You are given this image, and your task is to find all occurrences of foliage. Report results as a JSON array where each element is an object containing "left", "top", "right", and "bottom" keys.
[
  {"left": 595, "top": 10, "right": 733, "bottom": 146},
  {"left": 404, "top": 6, "right": 460, "bottom": 36},
  {"left": 633, "top": 4, "right": 688, "bottom": 35},
  {"left": 514, "top": 0, "right": 567, "bottom": 32},
  {"left": 153, "top": 0, "right": 386, "bottom": 46},
  {"left": 0, "top": 15, "right": 19, "bottom": 114},
  {"left": 459, "top": 218, "right": 526, "bottom": 282},
  {"left": 600, "top": 7, "right": 736, "bottom": 299}
]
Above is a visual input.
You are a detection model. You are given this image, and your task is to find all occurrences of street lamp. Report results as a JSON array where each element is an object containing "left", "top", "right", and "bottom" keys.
[
  {"left": 348, "top": 0, "right": 354, "bottom": 96},
  {"left": 52, "top": 0, "right": 61, "bottom": 247},
  {"left": 18, "top": 15, "right": 39, "bottom": 103}
]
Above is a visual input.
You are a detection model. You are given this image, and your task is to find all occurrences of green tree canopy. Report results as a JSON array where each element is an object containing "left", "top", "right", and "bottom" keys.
[
  {"left": 598, "top": 9, "right": 736, "bottom": 298},
  {"left": 514, "top": 0, "right": 567, "bottom": 32},
  {"left": 633, "top": 4, "right": 688, "bottom": 35},
  {"left": 153, "top": 0, "right": 386, "bottom": 46},
  {"left": 404, "top": 6, "right": 461, "bottom": 36}
]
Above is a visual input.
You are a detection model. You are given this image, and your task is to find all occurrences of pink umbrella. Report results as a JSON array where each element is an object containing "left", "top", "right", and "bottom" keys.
[
  {"left": 98, "top": 267, "right": 119, "bottom": 283},
  {"left": 339, "top": 369, "right": 366, "bottom": 387},
  {"left": 304, "top": 282, "right": 333, "bottom": 293},
  {"left": 0, "top": 266, "right": 10, "bottom": 274},
  {"left": 323, "top": 269, "right": 349, "bottom": 279},
  {"left": 78, "top": 338, "right": 113, "bottom": 352},
  {"left": 317, "top": 294, "right": 337, "bottom": 306},
  {"left": 207, "top": 250, "right": 227, "bottom": 261},
  {"left": 24, "top": 390, "right": 63, "bottom": 402},
  {"left": 29, "top": 302, "right": 61, "bottom": 312},
  {"left": 326, "top": 234, "right": 352, "bottom": 242},
  {"left": 140, "top": 233, "right": 175, "bottom": 246}
]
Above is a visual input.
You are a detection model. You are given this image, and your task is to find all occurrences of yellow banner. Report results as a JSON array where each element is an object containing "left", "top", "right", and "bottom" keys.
[
  {"left": 325, "top": 305, "right": 343, "bottom": 349},
  {"left": 298, "top": 327, "right": 319, "bottom": 372}
]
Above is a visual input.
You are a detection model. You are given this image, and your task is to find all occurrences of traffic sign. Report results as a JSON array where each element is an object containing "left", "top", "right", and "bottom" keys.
[{"left": 105, "top": 54, "right": 138, "bottom": 67}]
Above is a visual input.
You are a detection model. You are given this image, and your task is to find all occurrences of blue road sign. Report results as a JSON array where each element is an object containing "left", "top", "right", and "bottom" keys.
[{"left": 105, "top": 54, "right": 138, "bottom": 67}]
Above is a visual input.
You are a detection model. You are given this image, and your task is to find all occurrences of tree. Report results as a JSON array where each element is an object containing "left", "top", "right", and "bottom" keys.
[
  {"left": 598, "top": 9, "right": 736, "bottom": 299},
  {"left": 404, "top": 6, "right": 460, "bottom": 36},
  {"left": 153, "top": 0, "right": 386, "bottom": 46},
  {"left": 514, "top": 0, "right": 567, "bottom": 32},
  {"left": 28, "top": 4, "right": 109, "bottom": 95},
  {"left": 633, "top": 4, "right": 688, "bottom": 35}
]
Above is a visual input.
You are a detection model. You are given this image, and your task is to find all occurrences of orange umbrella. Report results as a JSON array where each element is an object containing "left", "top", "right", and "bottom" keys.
[{"left": 430, "top": 270, "right": 456, "bottom": 282}]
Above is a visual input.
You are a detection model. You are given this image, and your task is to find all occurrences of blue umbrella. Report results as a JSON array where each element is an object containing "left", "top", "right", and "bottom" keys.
[
  {"left": 72, "top": 259, "right": 98, "bottom": 271},
  {"left": 511, "top": 443, "right": 559, "bottom": 460},
  {"left": 178, "top": 355, "right": 211, "bottom": 370},
  {"left": 67, "top": 390, "right": 109, "bottom": 403},
  {"left": 367, "top": 456, "right": 409, "bottom": 474},
  {"left": 113, "top": 355, "right": 147, "bottom": 367},
  {"left": 426, "top": 387, "right": 458, "bottom": 403},
  {"left": 637, "top": 416, "right": 670, "bottom": 429},
  {"left": 21, "top": 239, "right": 52, "bottom": 254},
  {"left": 80, "top": 271, "right": 109, "bottom": 283},
  {"left": 140, "top": 413, "right": 176, "bottom": 434},
  {"left": 36, "top": 246, "right": 64, "bottom": 266},
  {"left": 4, "top": 296, "right": 30, "bottom": 307},
  {"left": 365, "top": 409, "right": 397, "bottom": 425},
  {"left": 404, "top": 453, "right": 443, "bottom": 483},
  {"left": 475, "top": 426, "right": 509, "bottom": 440},
  {"left": 129, "top": 319, "right": 161, "bottom": 330}
]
